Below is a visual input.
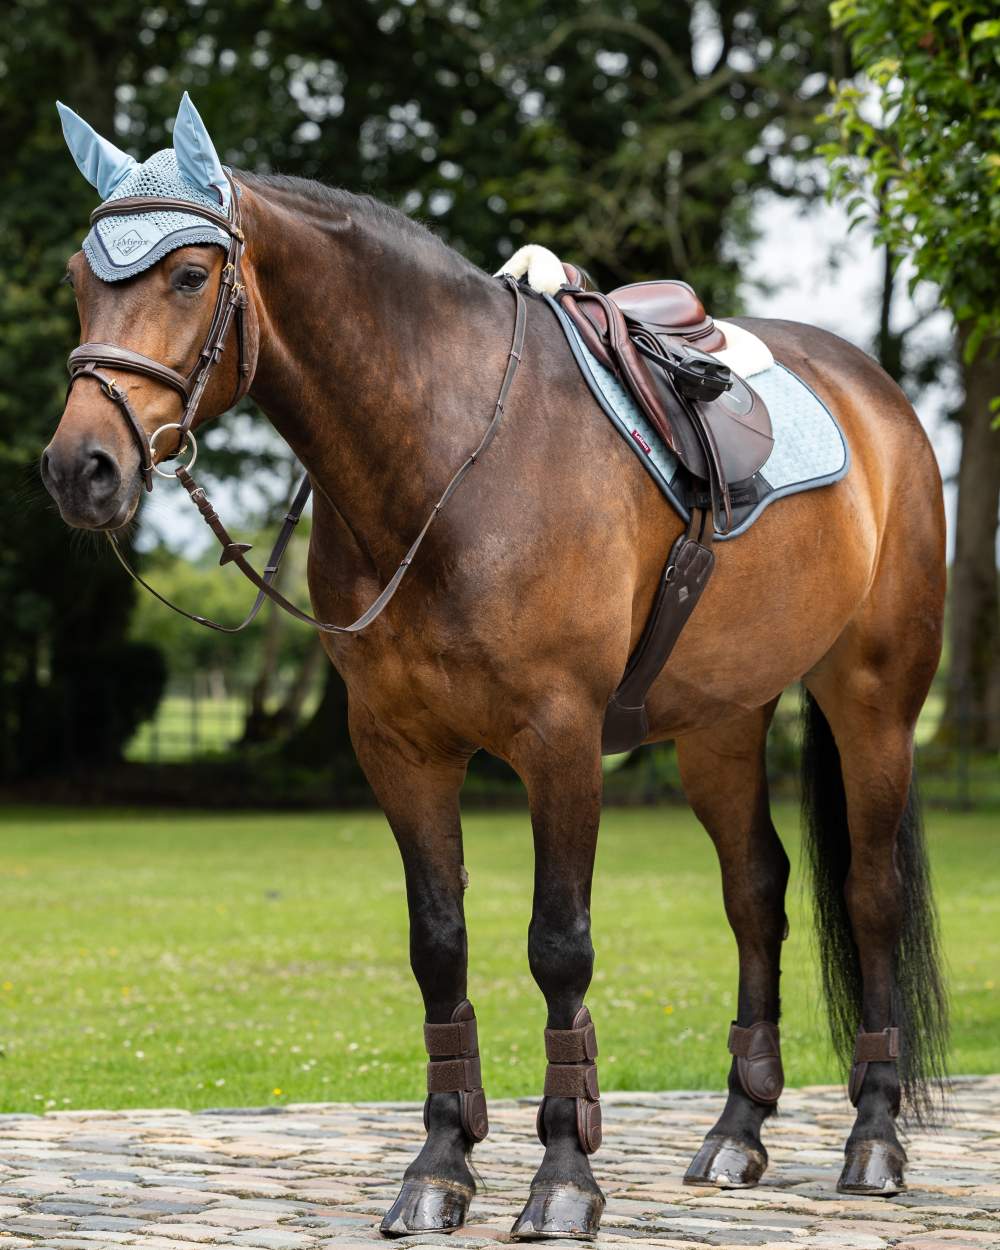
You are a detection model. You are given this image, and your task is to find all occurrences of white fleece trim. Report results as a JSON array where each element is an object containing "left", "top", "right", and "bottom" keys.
[
  {"left": 713, "top": 320, "right": 774, "bottom": 379},
  {"left": 495, "top": 244, "right": 566, "bottom": 295}
]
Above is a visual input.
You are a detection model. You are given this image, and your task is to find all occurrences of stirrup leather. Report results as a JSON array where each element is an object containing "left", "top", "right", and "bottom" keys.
[
  {"left": 423, "top": 999, "right": 489, "bottom": 1142},
  {"left": 536, "top": 1006, "right": 602, "bottom": 1154},
  {"left": 848, "top": 1026, "right": 900, "bottom": 1106}
]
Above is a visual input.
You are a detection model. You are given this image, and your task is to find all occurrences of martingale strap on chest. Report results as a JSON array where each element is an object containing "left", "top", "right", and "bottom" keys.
[{"left": 73, "top": 205, "right": 527, "bottom": 634}]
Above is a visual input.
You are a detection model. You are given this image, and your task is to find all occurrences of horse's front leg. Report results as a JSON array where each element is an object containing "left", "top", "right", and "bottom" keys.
[
  {"left": 676, "top": 705, "right": 789, "bottom": 1189},
  {"left": 350, "top": 713, "right": 482, "bottom": 1237},
  {"left": 509, "top": 720, "right": 606, "bottom": 1241}
]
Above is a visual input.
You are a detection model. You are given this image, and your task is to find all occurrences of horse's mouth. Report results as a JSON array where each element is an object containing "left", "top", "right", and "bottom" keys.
[{"left": 61, "top": 490, "right": 139, "bottom": 533}]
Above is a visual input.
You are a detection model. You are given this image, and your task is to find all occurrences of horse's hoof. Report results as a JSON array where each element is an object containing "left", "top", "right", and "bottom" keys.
[
  {"left": 510, "top": 1182, "right": 605, "bottom": 1240},
  {"left": 837, "top": 1139, "right": 907, "bottom": 1196},
  {"left": 379, "top": 1177, "right": 473, "bottom": 1237},
  {"left": 684, "top": 1135, "right": 767, "bottom": 1188}
]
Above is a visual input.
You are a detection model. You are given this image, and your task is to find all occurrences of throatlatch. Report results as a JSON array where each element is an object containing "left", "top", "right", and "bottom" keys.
[
  {"left": 728, "top": 1020, "right": 784, "bottom": 1105},
  {"left": 424, "top": 1000, "right": 489, "bottom": 1143},
  {"left": 537, "top": 1006, "right": 602, "bottom": 1154},
  {"left": 848, "top": 1026, "right": 900, "bottom": 1106}
]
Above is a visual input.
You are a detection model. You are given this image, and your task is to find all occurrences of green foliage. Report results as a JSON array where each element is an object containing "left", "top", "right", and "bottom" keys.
[
  {"left": 1, "top": 802, "right": 995, "bottom": 1110},
  {"left": 821, "top": 0, "right": 1000, "bottom": 358},
  {"left": 127, "top": 525, "right": 313, "bottom": 681},
  {"left": 2, "top": 1, "right": 838, "bottom": 780}
]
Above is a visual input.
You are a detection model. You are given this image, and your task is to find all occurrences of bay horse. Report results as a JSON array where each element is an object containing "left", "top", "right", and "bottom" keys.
[{"left": 43, "top": 128, "right": 947, "bottom": 1238}]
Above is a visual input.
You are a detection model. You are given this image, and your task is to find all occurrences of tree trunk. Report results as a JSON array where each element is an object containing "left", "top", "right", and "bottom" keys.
[{"left": 940, "top": 328, "right": 1000, "bottom": 750}]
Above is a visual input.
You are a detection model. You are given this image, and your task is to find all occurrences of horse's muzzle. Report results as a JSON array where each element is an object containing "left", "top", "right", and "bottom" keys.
[{"left": 40, "top": 438, "right": 137, "bottom": 530}]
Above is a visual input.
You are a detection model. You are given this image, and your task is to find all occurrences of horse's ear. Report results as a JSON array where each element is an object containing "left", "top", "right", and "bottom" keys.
[
  {"left": 57, "top": 101, "right": 137, "bottom": 199},
  {"left": 172, "top": 92, "right": 230, "bottom": 210}
]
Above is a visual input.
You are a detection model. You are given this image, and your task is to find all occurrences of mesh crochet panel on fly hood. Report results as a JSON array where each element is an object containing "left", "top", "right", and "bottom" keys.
[{"left": 83, "top": 149, "right": 229, "bottom": 282}]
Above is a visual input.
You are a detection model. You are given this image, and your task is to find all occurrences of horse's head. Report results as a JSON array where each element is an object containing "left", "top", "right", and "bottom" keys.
[{"left": 41, "top": 95, "right": 254, "bottom": 530}]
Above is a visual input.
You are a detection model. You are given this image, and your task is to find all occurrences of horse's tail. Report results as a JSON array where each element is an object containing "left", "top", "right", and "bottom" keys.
[{"left": 799, "top": 690, "right": 948, "bottom": 1123}]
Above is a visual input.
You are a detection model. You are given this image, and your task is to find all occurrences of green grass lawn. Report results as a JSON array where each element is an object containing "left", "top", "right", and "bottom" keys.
[{"left": 0, "top": 803, "right": 996, "bottom": 1113}]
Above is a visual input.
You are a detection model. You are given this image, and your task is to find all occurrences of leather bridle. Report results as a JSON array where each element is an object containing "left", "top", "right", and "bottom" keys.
[
  {"left": 67, "top": 181, "right": 252, "bottom": 491},
  {"left": 64, "top": 180, "right": 527, "bottom": 635}
]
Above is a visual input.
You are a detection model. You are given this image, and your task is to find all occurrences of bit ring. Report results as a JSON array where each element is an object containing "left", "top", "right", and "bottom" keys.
[{"left": 149, "top": 423, "right": 198, "bottom": 478}]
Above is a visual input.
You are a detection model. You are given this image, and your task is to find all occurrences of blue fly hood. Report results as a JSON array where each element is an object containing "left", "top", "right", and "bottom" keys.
[{"left": 57, "top": 93, "right": 232, "bottom": 283}]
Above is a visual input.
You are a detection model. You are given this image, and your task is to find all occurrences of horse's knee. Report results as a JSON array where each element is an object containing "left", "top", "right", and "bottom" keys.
[{"left": 528, "top": 909, "right": 594, "bottom": 1002}]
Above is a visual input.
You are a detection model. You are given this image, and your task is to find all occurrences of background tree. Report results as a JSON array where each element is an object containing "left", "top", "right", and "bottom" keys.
[
  {"left": 822, "top": 0, "right": 1000, "bottom": 748},
  {"left": 3, "top": 0, "right": 841, "bottom": 784}
]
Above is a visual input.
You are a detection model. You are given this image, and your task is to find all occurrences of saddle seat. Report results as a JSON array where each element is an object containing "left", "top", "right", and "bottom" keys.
[{"left": 562, "top": 264, "right": 725, "bottom": 353}]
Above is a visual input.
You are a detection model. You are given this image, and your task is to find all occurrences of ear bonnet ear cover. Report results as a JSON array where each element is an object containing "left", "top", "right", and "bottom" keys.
[{"left": 58, "top": 93, "right": 231, "bottom": 282}]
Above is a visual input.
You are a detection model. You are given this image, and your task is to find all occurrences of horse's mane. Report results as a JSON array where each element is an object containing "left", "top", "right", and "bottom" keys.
[{"left": 237, "top": 171, "right": 477, "bottom": 276}]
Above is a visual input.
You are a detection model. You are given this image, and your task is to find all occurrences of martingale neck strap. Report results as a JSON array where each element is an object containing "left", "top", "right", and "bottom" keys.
[{"left": 107, "top": 279, "right": 527, "bottom": 636}]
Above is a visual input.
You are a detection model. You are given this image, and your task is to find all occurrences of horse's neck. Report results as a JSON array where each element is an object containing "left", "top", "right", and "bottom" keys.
[{"left": 242, "top": 184, "right": 512, "bottom": 572}]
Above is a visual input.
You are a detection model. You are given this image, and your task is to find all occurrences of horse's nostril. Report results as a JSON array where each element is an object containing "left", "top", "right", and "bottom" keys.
[
  {"left": 40, "top": 448, "right": 57, "bottom": 486},
  {"left": 83, "top": 446, "right": 122, "bottom": 500}
]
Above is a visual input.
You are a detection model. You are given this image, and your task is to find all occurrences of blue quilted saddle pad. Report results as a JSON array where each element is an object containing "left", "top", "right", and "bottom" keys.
[{"left": 547, "top": 297, "right": 850, "bottom": 540}]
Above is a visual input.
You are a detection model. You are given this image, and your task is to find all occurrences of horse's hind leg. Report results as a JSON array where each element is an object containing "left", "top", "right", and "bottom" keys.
[
  {"left": 804, "top": 671, "right": 946, "bottom": 1193},
  {"left": 508, "top": 718, "right": 606, "bottom": 1241},
  {"left": 804, "top": 562, "right": 946, "bottom": 1194},
  {"left": 676, "top": 702, "right": 790, "bottom": 1188},
  {"left": 349, "top": 712, "right": 482, "bottom": 1237}
]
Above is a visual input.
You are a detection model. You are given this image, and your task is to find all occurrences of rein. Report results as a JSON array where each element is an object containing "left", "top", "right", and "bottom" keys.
[{"left": 67, "top": 185, "right": 527, "bottom": 633}]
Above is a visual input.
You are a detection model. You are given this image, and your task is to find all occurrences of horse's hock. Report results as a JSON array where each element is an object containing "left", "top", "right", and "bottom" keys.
[{"left": 0, "top": 1078, "right": 996, "bottom": 1248}]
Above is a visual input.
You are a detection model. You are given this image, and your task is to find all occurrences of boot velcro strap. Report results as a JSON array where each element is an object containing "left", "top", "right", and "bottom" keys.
[
  {"left": 543, "top": 1061, "right": 599, "bottom": 1101},
  {"left": 427, "top": 1055, "right": 482, "bottom": 1092},
  {"left": 544, "top": 1020, "right": 598, "bottom": 1063},
  {"left": 728, "top": 1020, "right": 780, "bottom": 1058},
  {"left": 424, "top": 1017, "right": 478, "bottom": 1057},
  {"left": 854, "top": 1028, "right": 900, "bottom": 1063}
]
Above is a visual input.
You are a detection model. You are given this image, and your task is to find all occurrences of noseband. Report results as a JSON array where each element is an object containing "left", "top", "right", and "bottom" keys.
[
  {"left": 63, "top": 182, "right": 528, "bottom": 635},
  {"left": 66, "top": 182, "right": 252, "bottom": 491}
]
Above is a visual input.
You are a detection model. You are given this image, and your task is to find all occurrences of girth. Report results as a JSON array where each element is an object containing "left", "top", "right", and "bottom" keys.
[{"left": 66, "top": 180, "right": 252, "bottom": 491}]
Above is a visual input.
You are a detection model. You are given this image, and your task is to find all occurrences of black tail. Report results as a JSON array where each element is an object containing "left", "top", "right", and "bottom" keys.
[{"left": 800, "top": 690, "right": 948, "bottom": 1123}]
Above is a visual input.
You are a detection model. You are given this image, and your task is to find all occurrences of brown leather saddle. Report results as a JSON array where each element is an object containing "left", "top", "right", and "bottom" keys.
[{"left": 557, "top": 264, "right": 773, "bottom": 536}]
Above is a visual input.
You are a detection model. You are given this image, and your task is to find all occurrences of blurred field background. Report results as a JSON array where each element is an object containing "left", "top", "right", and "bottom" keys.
[{"left": 2, "top": 803, "right": 996, "bottom": 1113}]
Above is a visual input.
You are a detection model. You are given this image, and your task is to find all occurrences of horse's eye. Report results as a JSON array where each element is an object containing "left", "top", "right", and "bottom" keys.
[{"left": 174, "top": 266, "right": 208, "bottom": 292}]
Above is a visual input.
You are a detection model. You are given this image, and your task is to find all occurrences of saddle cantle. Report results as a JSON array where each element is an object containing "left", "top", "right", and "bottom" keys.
[{"left": 555, "top": 268, "right": 774, "bottom": 533}]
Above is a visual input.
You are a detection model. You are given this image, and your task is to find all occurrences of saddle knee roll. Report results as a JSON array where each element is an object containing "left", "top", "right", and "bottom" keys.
[
  {"left": 728, "top": 1020, "right": 784, "bottom": 1105},
  {"left": 424, "top": 1000, "right": 489, "bottom": 1143},
  {"left": 537, "top": 1006, "right": 602, "bottom": 1154}
]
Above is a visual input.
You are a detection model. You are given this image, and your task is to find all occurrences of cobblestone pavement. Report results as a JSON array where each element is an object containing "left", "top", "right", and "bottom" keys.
[{"left": 0, "top": 1077, "right": 997, "bottom": 1249}]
